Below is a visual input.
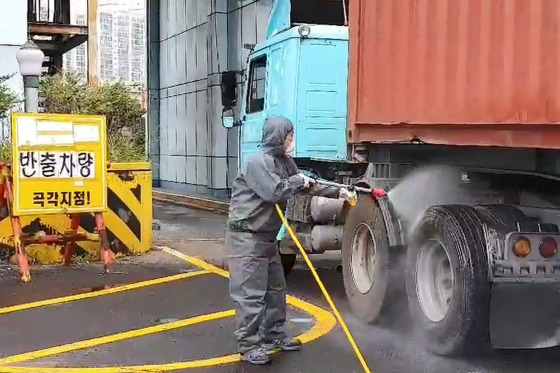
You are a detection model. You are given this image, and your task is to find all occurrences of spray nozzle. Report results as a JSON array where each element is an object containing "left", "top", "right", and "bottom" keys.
[{"left": 372, "top": 188, "right": 387, "bottom": 198}]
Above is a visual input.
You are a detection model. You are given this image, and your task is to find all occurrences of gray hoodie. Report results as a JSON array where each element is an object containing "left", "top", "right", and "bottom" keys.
[{"left": 227, "top": 116, "right": 339, "bottom": 238}]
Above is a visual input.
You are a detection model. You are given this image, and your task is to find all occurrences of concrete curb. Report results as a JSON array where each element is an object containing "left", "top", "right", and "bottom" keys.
[{"left": 153, "top": 190, "right": 229, "bottom": 214}]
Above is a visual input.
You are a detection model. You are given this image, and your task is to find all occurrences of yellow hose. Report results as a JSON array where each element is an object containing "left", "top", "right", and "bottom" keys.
[{"left": 275, "top": 204, "right": 373, "bottom": 373}]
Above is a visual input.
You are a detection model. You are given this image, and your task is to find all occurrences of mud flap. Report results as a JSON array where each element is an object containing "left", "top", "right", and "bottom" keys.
[{"left": 490, "top": 282, "right": 560, "bottom": 349}]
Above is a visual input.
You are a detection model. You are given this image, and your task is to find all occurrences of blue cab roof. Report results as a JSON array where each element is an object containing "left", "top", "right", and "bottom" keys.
[{"left": 251, "top": 24, "right": 349, "bottom": 54}]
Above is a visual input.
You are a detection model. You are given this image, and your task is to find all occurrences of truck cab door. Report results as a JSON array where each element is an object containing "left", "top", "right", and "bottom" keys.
[{"left": 239, "top": 51, "right": 268, "bottom": 169}]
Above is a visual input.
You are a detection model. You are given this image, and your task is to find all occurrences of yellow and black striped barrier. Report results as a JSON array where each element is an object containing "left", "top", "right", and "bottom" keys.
[{"left": 0, "top": 162, "right": 152, "bottom": 264}]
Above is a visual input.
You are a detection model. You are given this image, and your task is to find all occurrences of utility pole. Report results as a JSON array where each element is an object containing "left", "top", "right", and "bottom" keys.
[{"left": 87, "top": 0, "right": 99, "bottom": 85}]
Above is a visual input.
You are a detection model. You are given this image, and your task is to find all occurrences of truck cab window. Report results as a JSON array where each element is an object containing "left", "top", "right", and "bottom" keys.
[
  {"left": 246, "top": 56, "right": 267, "bottom": 114},
  {"left": 291, "top": 0, "right": 348, "bottom": 26}
]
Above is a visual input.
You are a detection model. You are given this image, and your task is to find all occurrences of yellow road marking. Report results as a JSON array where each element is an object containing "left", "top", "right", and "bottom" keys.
[
  {"left": 160, "top": 246, "right": 230, "bottom": 277},
  {"left": 0, "top": 270, "right": 211, "bottom": 315},
  {"left": 0, "top": 310, "right": 236, "bottom": 368},
  {"left": 0, "top": 247, "right": 337, "bottom": 371}
]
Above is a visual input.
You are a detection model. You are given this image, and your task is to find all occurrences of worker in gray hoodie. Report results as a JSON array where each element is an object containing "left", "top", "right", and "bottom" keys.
[{"left": 226, "top": 116, "right": 357, "bottom": 365}]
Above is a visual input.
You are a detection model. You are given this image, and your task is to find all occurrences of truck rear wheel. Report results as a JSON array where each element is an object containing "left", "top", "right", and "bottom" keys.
[
  {"left": 341, "top": 195, "right": 390, "bottom": 323},
  {"left": 406, "top": 204, "right": 491, "bottom": 356}
]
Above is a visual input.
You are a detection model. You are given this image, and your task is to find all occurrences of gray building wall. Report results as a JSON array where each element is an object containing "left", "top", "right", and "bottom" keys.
[{"left": 147, "top": 0, "right": 274, "bottom": 199}]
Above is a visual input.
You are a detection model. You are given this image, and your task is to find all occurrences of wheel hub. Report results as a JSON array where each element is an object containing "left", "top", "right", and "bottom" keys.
[
  {"left": 416, "top": 238, "right": 455, "bottom": 323},
  {"left": 350, "top": 222, "right": 377, "bottom": 294}
]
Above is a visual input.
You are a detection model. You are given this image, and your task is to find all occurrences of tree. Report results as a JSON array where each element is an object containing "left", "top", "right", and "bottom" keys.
[
  {"left": 0, "top": 72, "right": 146, "bottom": 162},
  {"left": 40, "top": 72, "right": 146, "bottom": 161},
  {"left": 0, "top": 74, "right": 19, "bottom": 118}
]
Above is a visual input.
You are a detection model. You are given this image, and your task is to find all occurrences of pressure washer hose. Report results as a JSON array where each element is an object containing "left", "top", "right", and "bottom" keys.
[{"left": 274, "top": 204, "right": 373, "bottom": 373}]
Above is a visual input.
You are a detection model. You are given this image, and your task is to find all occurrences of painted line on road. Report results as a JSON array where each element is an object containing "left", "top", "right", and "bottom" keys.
[
  {"left": 0, "top": 270, "right": 211, "bottom": 315},
  {"left": 0, "top": 247, "right": 338, "bottom": 372},
  {"left": 160, "top": 246, "right": 230, "bottom": 277},
  {"left": 0, "top": 309, "right": 237, "bottom": 370}
]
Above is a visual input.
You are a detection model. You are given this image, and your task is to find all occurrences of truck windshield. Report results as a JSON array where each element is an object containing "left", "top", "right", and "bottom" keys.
[{"left": 291, "top": 0, "right": 348, "bottom": 26}]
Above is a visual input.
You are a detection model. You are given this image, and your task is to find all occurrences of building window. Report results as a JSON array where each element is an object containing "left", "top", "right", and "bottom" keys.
[{"left": 246, "top": 55, "right": 266, "bottom": 114}]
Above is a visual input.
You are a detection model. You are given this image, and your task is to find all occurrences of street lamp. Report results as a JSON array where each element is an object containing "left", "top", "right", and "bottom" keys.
[{"left": 16, "top": 39, "right": 44, "bottom": 113}]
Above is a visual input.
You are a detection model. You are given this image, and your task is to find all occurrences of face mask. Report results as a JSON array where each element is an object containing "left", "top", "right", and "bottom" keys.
[{"left": 285, "top": 138, "right": 295, "bottom": 155}]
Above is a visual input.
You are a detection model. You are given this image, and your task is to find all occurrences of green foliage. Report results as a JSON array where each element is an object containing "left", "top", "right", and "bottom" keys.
[
  {"left": 0, "top": 74, "right": 20, "bottom": 118},
  {"left": 40, "top": 72, "right": 146, "bottom": 162},
  {"left": 0, "top": 75, "right": 20, "bottom": 163},
  {"left": 0, "top": 144, "right": 10, "bottom": 162},
  {"left": 108, "top": 133, "right": 146, "bottom": 162},
  {"left": 39, "top": 72, "right": 85, "bottom": 114}
]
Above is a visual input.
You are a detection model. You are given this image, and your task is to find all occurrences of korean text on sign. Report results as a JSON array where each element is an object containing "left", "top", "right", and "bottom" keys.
[
  {"left": 33, "top": 191, "right": 91, "bottom": 208},
  {"left": 19, "top": 151, "right": 95, "bottom": 179}
]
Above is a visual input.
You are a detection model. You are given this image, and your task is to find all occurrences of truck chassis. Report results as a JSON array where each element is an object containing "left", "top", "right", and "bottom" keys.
[{"left": 279, "top": 146, "right": 560, "bottom": 355}]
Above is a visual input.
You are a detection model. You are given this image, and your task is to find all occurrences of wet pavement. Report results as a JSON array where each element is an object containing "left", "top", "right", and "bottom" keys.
[
  {"left": 0, "top": 251, "right": 318, "bottom": 373},
  {"left": 0, "top": 202, "right": 558, "bottom": 373}
]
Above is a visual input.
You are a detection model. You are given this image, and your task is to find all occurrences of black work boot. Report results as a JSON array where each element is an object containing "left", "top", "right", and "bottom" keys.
[
  {"left": 240, "top": 345, "right": 272, "bottom": 365},
  {"left": 263, "top": 337, "right": 302, "bottom": 352}
]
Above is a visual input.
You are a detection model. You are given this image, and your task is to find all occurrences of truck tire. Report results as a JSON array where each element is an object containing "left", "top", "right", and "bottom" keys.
[
  {"left": 341, "top": 195, "right": 390, "bottom": 324},
  {"left": 475, "top": 204, "right": 534, "bottom": 225},
  {"left": 281, "top": 253, "right": 297, "bottom": 277},
  {"left": 406, "top": 204, "right": 491, "bottom": 356}
]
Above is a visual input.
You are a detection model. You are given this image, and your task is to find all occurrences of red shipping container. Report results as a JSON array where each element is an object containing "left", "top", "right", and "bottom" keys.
[{"left": 348, "top": 0, "right": 560, "bottom": 149}]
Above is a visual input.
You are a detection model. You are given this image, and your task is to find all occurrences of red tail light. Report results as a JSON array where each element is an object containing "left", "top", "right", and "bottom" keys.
[{"left": 539, "top": 237, "right": 558, "bottom": 258}]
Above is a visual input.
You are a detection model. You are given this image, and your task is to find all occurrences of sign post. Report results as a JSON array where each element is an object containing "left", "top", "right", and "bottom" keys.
[{"left": 7, "top": 113, "right": 112, "bottom": 283}]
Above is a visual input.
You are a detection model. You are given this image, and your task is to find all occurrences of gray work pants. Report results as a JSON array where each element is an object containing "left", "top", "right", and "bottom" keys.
[{"left": 228, "top": 246, "right": 288, "bottom": 353}]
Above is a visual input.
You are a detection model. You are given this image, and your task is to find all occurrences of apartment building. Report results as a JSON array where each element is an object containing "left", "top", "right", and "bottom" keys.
[
  {"left": 63, "top": 14, "right": 87, "bottom": 77},
  {"left": 64, "top": 0, "right": 145, "bottom": 85}
]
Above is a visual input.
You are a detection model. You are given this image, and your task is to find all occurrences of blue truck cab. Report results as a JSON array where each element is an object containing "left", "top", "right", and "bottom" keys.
[{"left": 220, "top": 0, "right": 350, "bottom": 170}]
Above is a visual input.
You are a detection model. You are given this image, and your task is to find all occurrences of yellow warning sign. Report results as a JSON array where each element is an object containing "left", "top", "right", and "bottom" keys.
[{"left": 11, "top": 113, "right": 108, "bottom": 216}]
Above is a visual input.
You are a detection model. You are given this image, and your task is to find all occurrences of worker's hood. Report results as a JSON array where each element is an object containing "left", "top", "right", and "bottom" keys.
[{"left": 260, "top": 116, "right": 294, "bottom": 155}]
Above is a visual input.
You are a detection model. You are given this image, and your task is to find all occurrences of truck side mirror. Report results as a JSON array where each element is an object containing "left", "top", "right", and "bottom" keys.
[
  {"left": 221, "top": 71, "right": 238, "bottom": 107},
  {"left": 221, "top": 107, "right": 241, "bottom": 129}
]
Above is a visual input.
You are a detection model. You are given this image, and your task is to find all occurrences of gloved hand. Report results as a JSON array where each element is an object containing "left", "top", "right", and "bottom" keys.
[
  {"left": 298, "top": 173, "right": 316, "bottom": 189},
  {"left": 339, "top": 187, "right": 358, "bottom": 206}
]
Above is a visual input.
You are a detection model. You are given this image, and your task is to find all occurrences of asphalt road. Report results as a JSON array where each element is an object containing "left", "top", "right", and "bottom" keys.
[
  {"left": 0, "top": 202, "right": 557, "bottom": 373},
  {"left": 152, "top": 203, "right": 560, "bottom": 373}
]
